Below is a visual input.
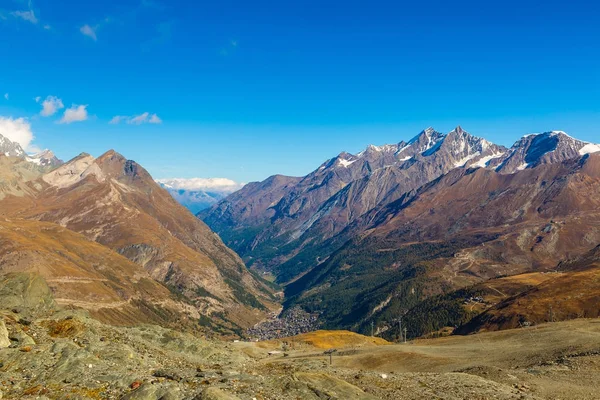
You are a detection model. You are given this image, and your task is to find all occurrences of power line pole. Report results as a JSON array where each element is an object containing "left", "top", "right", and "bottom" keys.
[
  {"left": 398, "top": 318, "right": 403, "bottom": 343},
  {"left": 404, "top": 327, "right": 407, "bottom": 343},
  {"left": 324, "top": 349, "right": 337, "bottom": 365},
  {"left": 371, "top": 321, "right": 374, "bottom": 337}
]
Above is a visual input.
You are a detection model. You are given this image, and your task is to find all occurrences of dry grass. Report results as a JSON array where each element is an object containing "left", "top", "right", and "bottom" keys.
[
  {"left": 260, "top": 330, "right": 390, "bottom": 350},
  {"left": 43, "top": 318, "right": 86, "bottom": 338}
]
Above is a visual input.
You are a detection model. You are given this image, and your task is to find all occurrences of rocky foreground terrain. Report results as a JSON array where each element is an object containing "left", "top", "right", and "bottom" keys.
[{"left": 2, "top": 302, "right": 599, "bottom": 399}]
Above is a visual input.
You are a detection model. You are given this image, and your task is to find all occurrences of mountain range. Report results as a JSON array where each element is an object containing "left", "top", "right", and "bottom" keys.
[
  {"left": 200, "top": 127, "right": 600, "bottom": 336},
  {"left": 0, "top": 133, "right": 276, "bottom": 335},
  {"left": 3, "top": 125, "right": 600, "bottom": 340}
]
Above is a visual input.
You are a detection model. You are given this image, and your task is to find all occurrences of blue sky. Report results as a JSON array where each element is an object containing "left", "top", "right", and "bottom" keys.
[{"left": 0, "top": 0, "right": 599, "bottom": 183}]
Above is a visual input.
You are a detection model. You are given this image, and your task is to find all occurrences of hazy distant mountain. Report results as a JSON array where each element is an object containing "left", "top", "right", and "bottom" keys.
[{"left": 157, "top": 178, "right": 245, "bottom": 214}]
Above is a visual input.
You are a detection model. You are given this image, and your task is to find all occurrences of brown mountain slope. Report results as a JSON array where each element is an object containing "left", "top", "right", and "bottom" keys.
[
  {"left": 202, "top": 127, "right": 508, "bottom": 279},
  {"left": 0, "top": 155, "right": 44, "bottom": 201},
  {"left": 284, "top": 154, "right": 600, "bottom": 335},
  {"left": 0, "top": 152, "right": 276, "bottom": 330},
  {"left": 455, "top": 245, "right": 600, "bottom": 334},
  {"left": 367, "top": 154, "right": 600, "bottom": 268},
  {"left": 0, "top": 218, "right": 196, "bottom": 327}
]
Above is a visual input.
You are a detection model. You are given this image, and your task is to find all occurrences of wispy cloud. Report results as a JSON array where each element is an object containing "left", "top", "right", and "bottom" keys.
[
  {"left": 149, "top": 114, "right": 162, "bottom": 124},
  {"left": 4, "top": 1, "right": 52, "bottom": 30},
  {"left": 11, "top": 10, "right": 37, "bottom": 24},
  {"left": 81, "top": 1, "right": 164, "bottom": 44},
  {"left": 80, "top": 24, "right": 98, "bottom": 41},
  {"left": 110, "top": 112, "right": 163, "bottom": 125},
  {"left": 39, "top": 96, "right": 64, "bottom": 117},
  {"left": 59, "top": 104, "right": 89, "bottom": 124},
  {"left": 109, "top": 115, "right": 127, "bottom": 125},
  {"left": 79, "top": 16, "right": 114, "bottom": 41},
  {"left": 3, "top": 93, "right": 8, "bottom": 100},
  {"left": 130, "top": 112, "right": 151, "bottom": 125}
]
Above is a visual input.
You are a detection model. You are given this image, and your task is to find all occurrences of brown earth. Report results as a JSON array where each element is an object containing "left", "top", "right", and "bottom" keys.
[
  {"left": 0, "top": 152, "right": 277, "bottom": 330},
  {"left": 458, "top": 246, "right": 600, "bottom": 333},
  {"left": 3, "top": 301, "right": 600, "bottom": 399}
]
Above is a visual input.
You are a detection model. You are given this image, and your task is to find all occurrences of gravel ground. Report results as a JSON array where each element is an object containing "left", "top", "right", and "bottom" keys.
[{"left": 1, "top": 310, "right": 599, "bottom": 399}]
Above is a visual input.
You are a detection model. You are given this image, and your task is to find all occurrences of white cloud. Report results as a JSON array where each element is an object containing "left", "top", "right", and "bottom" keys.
[
  {"left": 3, "top": 93, "right": 8, "bottom": 100},
  {"left": 11, "top": 10, "right": 38, "bottom": 24},
  {"left": 129, "top": 112, "right": 150, "bottom": 125},
  {"left": 59, "top": 104, "right": 89, "bottom": 124},
  {"left": 43, "top": 24, "right": 51, "bottom": 30},
  {"left": 0, "top": 117, "right": 35, "bottom": 151},
  {"left": 80, "top": 24, "right": 97, "bottom": 41},
  {"left": 110, "top": 112, "right": 163, "bottom": 125},
  {"left": 156, "top": 178, "right": 245, "bottom": 193},
  {"left": 149, "top": 113, "right": 162, "bottom": 124},
  {"left": 40, "top": 96, "right": 64, "bottom": 117},
  {"left": 109, "top": 115, "right": 127, "bottom": 124},
  {"left": 35, "top": 96, "right": 41, "bottom": 103}
]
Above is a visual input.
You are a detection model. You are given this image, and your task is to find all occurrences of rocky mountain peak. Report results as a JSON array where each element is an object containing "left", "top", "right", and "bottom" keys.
[
  {"left": 94, "top": 149, "right": 151, "bottom": 181},
  {"left": 405, "top": 127, "right": 446, "bottom": 154},
  {"left": 495, "top": 130, "right": 600, "bottom": 173},
  {"left": 0, "top": 133, "right": 26, "bottom": 158},
  {"left": 42, "top": 153, "right": 100, "bottom": 189},
  {"left": 363, "top": 144, "right": 399, "bottom": 154},
  {"left": 26, "top": 149, "right": 63, "bottom": 168},
  {"left": 449, "top": 125, "right": 467, "bottom": 135},
  {"left": 0, "top": 133, "right": 63, "bottom": 169}
]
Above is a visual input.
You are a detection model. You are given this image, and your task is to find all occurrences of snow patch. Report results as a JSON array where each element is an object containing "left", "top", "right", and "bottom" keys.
[
  {"left": 338, "top": 158, "right": 357, "bottom": 168},
  {"left": 471, "top": 152, "right": 505, "bottom": 168},
  {"left": 25, "top": 157, "right": 42, "bottom": 165},
  {"left": 516, "top": 162, "right": 529, "bottom": 171},
  {"left": 395, "top": 144, "right": 411, "bottom": 155},
  {"left": 579, "top": 143, "right": 600, "bottom": 155},
  {"left": 453, "top": 152, "right": 481, "bottom": 168}
]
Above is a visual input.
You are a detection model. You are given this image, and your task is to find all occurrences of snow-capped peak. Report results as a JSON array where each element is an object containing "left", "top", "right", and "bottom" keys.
[
  {"left": 25, "top": 149, "right": 63, "bottom": 168},
  {"left": 449, "top": 125, "right": 467, "bottom": 135},
  {"left": 0, "top": 133, "right": 26, "bottom": 158},
  {"left": 550, "top": 130, "right": 568, "bottom": 136},
  {"left": 495, "top": 130, "right": 600, "bottom": 174}
]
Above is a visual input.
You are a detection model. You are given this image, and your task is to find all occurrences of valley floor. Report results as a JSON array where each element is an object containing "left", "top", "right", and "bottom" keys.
[{"left": 1, "top": 311, "right": 600, "bottom": 399}]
